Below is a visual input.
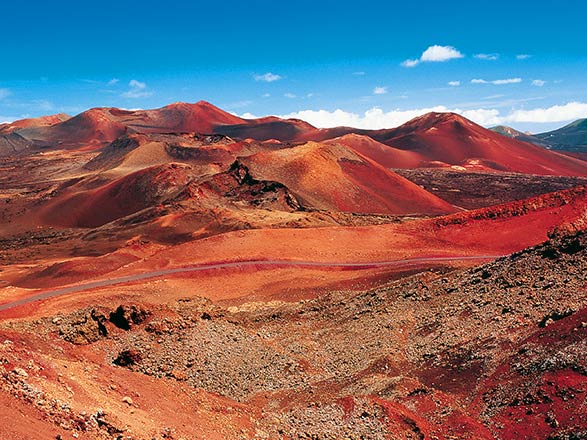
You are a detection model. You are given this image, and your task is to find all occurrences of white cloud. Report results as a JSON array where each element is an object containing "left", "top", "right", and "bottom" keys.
[
  {"left": 0, "top": 88, "right": 11, "bottom": 100},
  {"left": 402, "top": 45, "right": 464, "bottom": 67},
  {"left": 471, "top": 78, "right": 522, "bottom": 85},
  {"left": 506, "top": 102, "right": 587, "bottom": 123},
  {"left": 254, "top": 72, "right": 282, "bottom": 82},
  {"left": 373, "top": 86, "right": 388, "bottom": 95},
  {"left": 239, "top": 101, "right": 587, "bottom": 130},
  {"left": 516, "top": 54, "right": 531, "bottom": 60},
  {"left": 129, "top": 79, "right": 146, "bottom": 89},
  {"left": 421, "top": 45, "right": 464, "bottom": 62},
  {"left": 274, "top": 106, "right": 501, "bottom": 129},
  {"left": 532, "top": 79, "right": 546, "bottom": 87},
  {"left": 284, "top": 93, "right": 297, "bottom": 98},
  {"left": 448, "top": 81, "right": 461, "bottom": 87},
  {"left": 107, "top": 78, "right": 120, "bottom": 86},
  {"left": 352, "top": 71, "right": 366, "bottom": 76},
  {"left": 122, "top": 79, "right": 152, "bottom": 98},
  {"left": 262, "top": 93, "right": 271, "bottom": 98},
  {"left": 493, "top": 78, "right": 522, "bottom": 85},
  {"left": 401, "top": 59, "right": 420, "bottom": 68},
  {"left": 474, "top": 53, "right": 499, "bottom": 60}
]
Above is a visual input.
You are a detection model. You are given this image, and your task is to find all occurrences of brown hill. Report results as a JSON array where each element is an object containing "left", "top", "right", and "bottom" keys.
[
  {"left": 6, "top": 103, "right": 587, "bottom": 178},
  {"left": 0, "top": 113, "right": 70, "bottom": 135},
  {"left": 84, "top": 132, "right": 266, "bottom": 176},
  {"left": 216, "top": 112, "right": 587, "bottom": 176},
  {"left": 238, "top": 141, "right": 456, "bottom": 215},
  {"left": 17, "top": 108, "right": 129, "bottom": 149},
  {"left": 324, "top": 133, "right": 423, "bottom": 168},
  {"left": 38, "top": 163, "right": 194, "bottom": 227},
  {"left": 12, "top": 102, "right": 246, "bottom": 151},
  {"left": 216, "top": 116, "right": 317, "bottom": 142},
  {"left": 124, "top": 101, "right": 246, "bottom": 134},
  {"left": 366, "top": 112, "right": 587, "bottom": 176}
]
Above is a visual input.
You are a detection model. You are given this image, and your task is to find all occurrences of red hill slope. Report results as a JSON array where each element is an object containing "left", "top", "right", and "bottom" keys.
[
  {"left": 13, "top": 102, "right": 246, "bottom": 150},
  {"left": 84, "top": 132, "right": 267, "bottom": 176},
  {"left": 17, "top": 108, "right": 129, "bottom": 148},
  {"left": 38, "top": 163, "right": 193, "bottom": 227},
  {"left": 238, "top": 141, "right": 456, "bottom": 215},
  {"left": 0, "top": 113, "right": 70, "bottom": 134},
  {"left": 216, "top": 116, "right": 317, "bottom": 142},
  {"left": 216, "top": 111, "right": 587, "bottom": 176},
  {"left": 368, "top": 113, "right": 587, "bottom": 176},
  {"left": 121, "top": 101, "right": 246, "bottom": 134},
  {"left": 324, "top": 133, "right": 423, "bottom": 168},
  {"left": 8, "top": 103, "right": 587, "bottom": 178}
]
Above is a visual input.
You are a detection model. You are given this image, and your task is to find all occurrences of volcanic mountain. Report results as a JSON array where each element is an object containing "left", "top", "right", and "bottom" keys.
[
  {"left": 490, "top": 125, "right": 529, "bottom": 138},
  {"left": 323, "top": 133, "right": 424, "bottom": 168},
  {"left": 3, "top": 101, "right": 587, "bottom": 439},
  {"left": 84, "top": 132, "right": 268, "bottom": 177},
  {"left": 0, "top": 101, "right": 314, "bottom": 153},
  {"left": 236, "top": 141, "right": 456, "bottom": 215},
  {"left": 96, "top": 101, "right": 247, "bottom": 135},
  {"left": 0, "top": 113, "right": 70, "bottom": 135},
  {"left": 0, "top": 113, "right": 71, "bottom": 155},
  {"left": 5, "top": 102, "right": 587, "bottom": 177},
  {"left": 0, "top": 102, "right": 248, "bottom": 152},
  {"left": 38, "top": 163, "right": 195, "bottom": 228},
  {"left": 363, "top": 112, "right": 587, "bottom": 176},
  {"left": 73, "top": 139, "right": 457, "bottom": 225}
]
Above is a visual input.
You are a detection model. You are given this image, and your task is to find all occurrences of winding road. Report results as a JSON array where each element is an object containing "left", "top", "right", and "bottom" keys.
[{"left": 0, "top": 255, "right": 502, "bottom": 312}]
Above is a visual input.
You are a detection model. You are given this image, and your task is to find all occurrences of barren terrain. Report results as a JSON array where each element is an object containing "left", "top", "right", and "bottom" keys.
[{"left": 1, "top": 103, "right": 586, "bottom": 439}]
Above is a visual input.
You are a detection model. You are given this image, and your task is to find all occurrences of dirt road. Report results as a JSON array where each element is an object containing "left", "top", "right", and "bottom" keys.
[{"left": 0, "top": 255, "right": 501, "bottom": 312}]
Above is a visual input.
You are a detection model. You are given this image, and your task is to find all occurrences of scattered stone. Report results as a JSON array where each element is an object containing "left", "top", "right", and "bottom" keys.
[
  {"left": 538, "top": 309, "right": 575, "bottom": 328},
  {"left": 56, "top": 308, "right": 109, "bottom": 344},
  {"left": 13, "top": 367, "right": 28, "bottom": 378},
  {"left": 109, "top": 305, "right": 149, "bottom": 330},
  {"left": 113, "top": 349, "right": 142, "bottom": 367}
]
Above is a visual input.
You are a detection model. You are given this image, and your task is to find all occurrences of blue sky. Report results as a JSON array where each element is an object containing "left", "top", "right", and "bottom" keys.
[{"left": 1, "top": 0, "right": 586, "bottom": 132}]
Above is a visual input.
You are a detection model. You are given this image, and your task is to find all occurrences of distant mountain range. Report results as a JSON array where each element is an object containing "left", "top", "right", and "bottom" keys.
[
  {"left": 490, "top": 119, "right": 587, "bottom": 152},
  {"left": 1, "top": 101, "right": 587, "bottom": 176}
]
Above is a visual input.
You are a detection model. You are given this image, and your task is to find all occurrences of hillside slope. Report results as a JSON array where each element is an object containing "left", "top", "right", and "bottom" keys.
[{"left": 239, "top": 141, "right": 457, "bottom": 215}]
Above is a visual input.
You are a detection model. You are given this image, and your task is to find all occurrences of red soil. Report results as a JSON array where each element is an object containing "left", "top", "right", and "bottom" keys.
[
  {"left": 473, "top": 307, "right": 587, "bottom": 439},
  {"left": 135, "top": 101, "right": 246, "bottom": 133},
  {"left": 239, "top": 141, "right": 456, "bottom": 215},
  {"left": 9, "top": 103, "right": 587, "bottom": 179},
  {"left": 0, "top": 113, "right": 70, "bottom": 135},
  {"left": 0, "top": 328, "right": 256, "bottom": 439},
  {"left": 20, "top": 108, "right": 129, "bottom": 149},
  {"left": 3, "top": 101, "right": 587, "bottom": 439},
  {"left": 10, "top": 184, "right": 586, "bottom": 313},
  {"left": 0, "top": 390, "right": 67, "bottom": 439},
  {"left": 370, "top": 112, "right": 587, "bottom": 176},
  {"left": 324, "top": 133, "right": 424, "bottom": 168},
  {"left": 38, "top": 163, "right": 193, "bottom": 227},
  {"left": 219, "top": 115, "right": 318, "bottom": 142},
  {"left": 12, "top": 102, "right": 246, "bottom": 151}
]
